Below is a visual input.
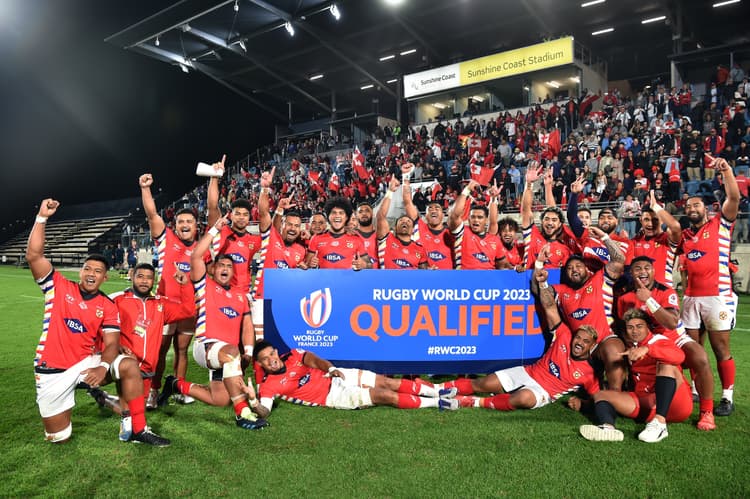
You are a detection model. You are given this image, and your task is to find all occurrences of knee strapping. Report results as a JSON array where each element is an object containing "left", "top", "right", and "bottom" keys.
[
  {"left": 45, "top": 424, "right": 72, "bottom": 443},
  {"left": 223, "top": 356, "right": 243, "bottom": 379},
  {"left": 111, "top": 354, "right": 128, "bottom": 380}
]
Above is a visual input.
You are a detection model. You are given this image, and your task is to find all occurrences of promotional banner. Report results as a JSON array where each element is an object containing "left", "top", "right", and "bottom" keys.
[
  {"left": 263, "top": 269, "right": 560, "bottom": 374},
  {"left": 403, "top": 37, "right": 574, "bottom": 99}
]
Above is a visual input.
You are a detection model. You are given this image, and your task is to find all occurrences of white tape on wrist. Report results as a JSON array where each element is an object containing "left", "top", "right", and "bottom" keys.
[{"left": 36, "top": 216, "right": 48, "bottom": 224}]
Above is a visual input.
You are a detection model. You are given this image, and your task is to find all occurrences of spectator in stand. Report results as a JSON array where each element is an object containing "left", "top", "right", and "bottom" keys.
[
  {"left": 620, "top": 194, "right": 641, "bottom": 239},
  {"left": 126, "top": 239, "right": 138, "bottom": 273}
]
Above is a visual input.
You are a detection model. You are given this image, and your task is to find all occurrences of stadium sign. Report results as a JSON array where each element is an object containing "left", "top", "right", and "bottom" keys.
[
  {"left": 264, "top": 269, "right": 557, "bottom": 374},
  {"left": 404, "top": 37, "right": 574, "bottom": 99}
]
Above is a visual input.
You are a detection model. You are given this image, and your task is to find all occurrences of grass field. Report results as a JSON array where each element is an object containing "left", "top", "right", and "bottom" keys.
[{"left": 1, "top": 265, "right": 748, "bottom": 498}]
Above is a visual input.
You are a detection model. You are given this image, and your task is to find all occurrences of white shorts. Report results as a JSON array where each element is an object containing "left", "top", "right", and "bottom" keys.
[
  {"left": 35, "top": 356, "right": 100, "bottom": 418},
  {"left": 162, "top": 317, "right": 196, "bottom": 336},
  {"left": 324, "top": 369, "right": 377, "bottom": 410},
  {"left": 681, "top": 295, "right": 737, "bottom": 331},
  {"left": 495, "top": 366, "right": 551, "bottom": 409},
  {"left": 251, "top": 299, "right": 264, "bottom": 327},
  {"left": 192, "top": 340, "right": 229, "bottom": 370}
]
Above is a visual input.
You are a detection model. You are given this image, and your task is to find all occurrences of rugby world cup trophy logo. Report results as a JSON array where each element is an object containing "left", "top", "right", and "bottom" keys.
[{"left": 300, "top": 288, "right": 332, "bottom": 328}]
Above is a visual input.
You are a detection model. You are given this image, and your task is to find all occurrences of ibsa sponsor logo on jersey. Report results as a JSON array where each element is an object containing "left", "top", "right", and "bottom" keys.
[
  {"left": 570, "top": 308, "right": 591, "bottom": 320},
  {"left": 592, "top": 246, "right": 609, "bottom": 259},
  {"left": 324, "top": 253, "right": 344, "bottom": 263},
  {"left": 228, "top": 253, "right": 247, "bottom": 264},
  {"left": 687, "top": 250, "right": 705, "bottom": 261},
  {"left": 64, "top": 318, "right": 87, "bottom": 334},
  {"left": 220, "top": 306, "right": 239, "bottom": 319},
  {"left": 274, "top": 260, "right": 290, "bottom": 269},
  {"left": 548, "top": 360, "right": 561, "bottom": 378},
  {"left": 300, "top": 288, "right": 333, "bottom": 328},
  {"left": 175, "top": 261, "right": 191, "bottom": 272},
  {"left": 298, "top": 373, "right": 310, "bottom": 388},
  {"left": 393, "top": 258, "right": 412, "bottom": 268},
  {"left": 428, "top": 251, "right": 446, "bottom": 261},
  {"left": 472, "top": 253, "right": 490, "bottom": 263}
]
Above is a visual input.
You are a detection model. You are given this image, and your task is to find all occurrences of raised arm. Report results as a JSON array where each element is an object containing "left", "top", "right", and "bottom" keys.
[
  {"left": 590, "top": 225, "right": 625, "bottom": 278},
  {"left": 543, "top": 168, "right": 556, "bottom": 207},
  {"left": 448, "top": 179, "right": 479, "bottom": 231},
  {"left": 567, "top": 175, "right": 586, "bottom": 237},
  {"left": 716, "top": 157, "right": 740, "bottom": 221},
  {"left": 648, "top": 190, "right": 681, "bottom": 245},
  {"left": 521, "top": 162, "right": 543, "bottom": 228},
  {"left": 401, "top": 163, "right": 419, "bottom": 221},
  {"left": 206, "top": 154, "right": 227, "bottom": 227},
  {"left": 25, "top": 199, "right": 59, "bottom": 280},
  {"left": 530, "top": 246, "right": 562, "bottom": 326},
  {"left": 139, "top": 174, "right": 166, "bottom": 238},
  {"left": 487, "top": 180, "right": 501, "bottom": 235},
  {"left": 190, "top": 215, "right": 228, "bottom": 281},
  {"left": 258, "top": 166, "right": 276, "bottom": 232},
  {"left": 377, "top": 177, "right": 400, "bottom": 239}
]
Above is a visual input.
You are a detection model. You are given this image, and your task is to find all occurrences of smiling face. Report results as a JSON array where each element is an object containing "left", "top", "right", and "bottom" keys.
[
  {"left": 425, "top": 203, "right": 444, "bottom": 228},
  {"left": 571, "top": 329, "right": 596, "bottom": 360},
  {"left": 565, "top": 258, "right": 589, "bottom": 287},
  {"left": 256, "top": 345, "right": 283, "bottom": 374},
  {"left": 174, "top": 212, "right": 198, "bottom": 242},
  {"left": 685, "top": 196, "right": 707, "bottom": 226},
  {"left": 597, "top": 211, "right": 618, "bottom": 234},
  {"left": 541, "top": 211, "right": 562, "bottom": 239},
  {"left": 630, "top": 259, "right": 654, "bottom": 289},
  {"left": 310, "top": 214, "right": 327, "bottom": 235},
  {"left": 79, "top": 259, "right": 108, "bottom": 294},
  {"left": 328, "top": 207, "right": 349, "bottom": 233},
  {"left": 356, "top": 205, "right": 373, "bottom": 228},
  {"left": 282, "top": 215, "right": 302, "bottom": 244},
  {"left": 469, "top": 208, "right": 488, "bottom": 235}
]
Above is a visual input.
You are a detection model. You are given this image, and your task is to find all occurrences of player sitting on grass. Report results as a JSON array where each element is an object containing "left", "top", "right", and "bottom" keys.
[
  {"left": 577, "top": 308, "right": 692, "bottom": 443},
  {"left": 253, "top": 340, "right": 457, "bottom": 414}
]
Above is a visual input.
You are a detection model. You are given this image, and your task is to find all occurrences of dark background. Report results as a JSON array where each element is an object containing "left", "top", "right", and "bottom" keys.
[{"left": 0, "top": 0, "right": 272, "bottom": 233}]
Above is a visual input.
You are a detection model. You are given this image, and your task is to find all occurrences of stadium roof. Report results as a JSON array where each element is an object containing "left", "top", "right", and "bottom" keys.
[{"left": 106, "top": 0, "right": 750, "bottom": 124}]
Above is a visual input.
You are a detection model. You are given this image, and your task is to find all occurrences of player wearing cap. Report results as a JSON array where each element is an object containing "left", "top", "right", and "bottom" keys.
[
  {"left": 139, "top": 172, "right": 199, "bottom": 407},
  {"left": 680, "top": 157, "right": 740, "bottom": 418},
  {"left": 567, "top": 175, "right": 633, "bottom": 272},
  {"left": 616, "top": 256, "right": 716, "bottom": 430},
  {"left": 305, "top": 197, "right": 372, "bottom": 270},
  {"left": 158, "top": 216, "right": 268, "bottom": 430},
  {"left": 26, "top": 199, "right": 169, "bottom": 446},
  {"left": 578, "top": 309, "right": 692, "bottom": 443},
  {"left": 253, "top": 341, "right": 455, "bottom": 413},
  {"left": 376, "top": 176, "right": 429, "bottom": 269}
]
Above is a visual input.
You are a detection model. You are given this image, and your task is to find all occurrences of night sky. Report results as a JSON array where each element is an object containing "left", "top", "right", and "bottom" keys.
[{"left": 0, "top": 0, "right": 273, "bottom": 237}]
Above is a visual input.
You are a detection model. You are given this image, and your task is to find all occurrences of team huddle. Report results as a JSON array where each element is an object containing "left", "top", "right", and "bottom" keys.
[{"left": 27, "top": 154, "right": 739, "bottom": 445}]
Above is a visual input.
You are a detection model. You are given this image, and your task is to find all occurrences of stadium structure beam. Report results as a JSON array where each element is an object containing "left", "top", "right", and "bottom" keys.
[
  {"left": 186, "top": 27, "right": 332, "bottom": 113},
  {"left": 134, "top": 43, "right": 289, "bottom": 122},
  {"left": 388, "top": 14, "right": 442, "bottom": 67},
  {"left": 248, "top": 0, "right": 398, "bottom": 99}
]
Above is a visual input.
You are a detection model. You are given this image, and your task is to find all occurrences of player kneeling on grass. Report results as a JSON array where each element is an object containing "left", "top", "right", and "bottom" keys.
[
  {"left": 435, "top": 272, "right": 599, "bottom": 411},
  {"left": 26, "top": 199, "right": 169, "bottom": 446},
  {"left": 158, "top": 216, "right": 268, "bottom": 430},
  {"left": 577, "top": 308, "right": 693, "bottom": 443},
  {"left": 253, "top": 340, "right": 457, "bottom": 414}
]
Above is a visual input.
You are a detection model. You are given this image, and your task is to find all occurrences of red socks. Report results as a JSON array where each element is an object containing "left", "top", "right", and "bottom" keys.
[
  {"left": 129, "top": 396, "right": 146, "bottom": 434},
  {"left": 396, "top": 394, "right": 422, "bottom": 409},
  {"left": 233, "top": 399, "right": 250, "bottom": 417},
  {"left": 482, "top": 393, "right": 515, "bottom": 411},
  {"left": 176, "top": 377, "right": 192, "bottom": 395},
  {"left": 717, "top": 358, "right": 736, "bottom": 390},
  {"left": 443, "top": 378, "right": 474, "bottom": 395}
]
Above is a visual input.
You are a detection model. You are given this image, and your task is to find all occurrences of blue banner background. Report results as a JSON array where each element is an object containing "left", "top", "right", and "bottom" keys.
[{"left": 263, "top": 269, "right": 560, "bottom": 374}]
